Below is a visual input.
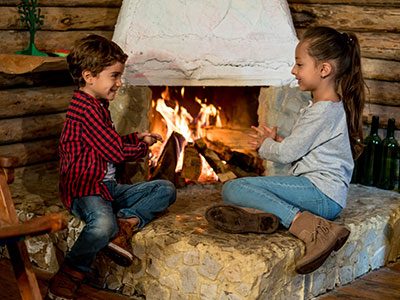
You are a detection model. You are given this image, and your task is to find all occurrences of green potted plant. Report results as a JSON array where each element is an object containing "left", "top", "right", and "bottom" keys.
[{"left": 16, "top": 0, "right": 47, "bottom": 56}]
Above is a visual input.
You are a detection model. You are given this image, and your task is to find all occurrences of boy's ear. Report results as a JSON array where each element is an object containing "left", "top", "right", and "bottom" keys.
[
  {"left": 320, "top": 62, "right": 333, "bottom": 79},
  {"left": 82, "top": 70, "right": 94, "bottom": 85}
]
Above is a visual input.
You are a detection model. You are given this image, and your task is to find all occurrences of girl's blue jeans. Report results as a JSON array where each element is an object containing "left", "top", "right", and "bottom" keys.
[
  {"left": 64, "top": 179, "right": 176, "bottom": 273},
  {"left": 222, "top": 176, "right": 342, "bottom": 229}
]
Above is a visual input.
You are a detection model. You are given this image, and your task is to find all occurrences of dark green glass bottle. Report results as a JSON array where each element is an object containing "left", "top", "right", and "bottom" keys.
[
  {"left": 359, "top": 116, "right": 382, "bottom": 186},
  {"left": 377, "top": 118, "right": 399, "bottom": 190}
]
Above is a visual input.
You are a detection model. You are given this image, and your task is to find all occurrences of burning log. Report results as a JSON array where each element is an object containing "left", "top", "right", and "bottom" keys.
[
  {"left": 194, "top": 138, "right": 236, "bottom": 183},
  {"left": 181, "top": 142, "right": 202, "bottom": 181},
  {"left": 195, "top": 137, "right": 265, "bottom": 179},
  {"left": 150, "top": 131, "right": 185, "bottom": 184}
]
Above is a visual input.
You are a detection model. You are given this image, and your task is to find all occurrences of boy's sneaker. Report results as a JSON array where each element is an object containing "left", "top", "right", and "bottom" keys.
[
  {"left": 47, "top": 264, "right": 85, "bottom": 300},
  {"left": 104, "top": 219, "right": 138, "bottom": 267}
]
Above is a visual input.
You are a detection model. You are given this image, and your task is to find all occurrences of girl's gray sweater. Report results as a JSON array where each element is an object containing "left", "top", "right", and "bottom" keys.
[{"left": 259, "top": 100, "right": 353, "bottom": 208}]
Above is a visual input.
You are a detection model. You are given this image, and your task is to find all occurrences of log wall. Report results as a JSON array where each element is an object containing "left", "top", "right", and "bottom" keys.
[
  {"left": 0, "top": 0, "right": 398, "bottom": 168},
  {"left": 0, "top": 0, "right": 121, "bottom": 167},
  {"left": 288, "top": 0, "right": 400, "bottom": 127}
]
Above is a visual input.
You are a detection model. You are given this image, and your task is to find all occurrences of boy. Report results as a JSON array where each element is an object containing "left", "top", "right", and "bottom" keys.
[{"left": 47, "top": 34, "right": 176, "bottom": 300}]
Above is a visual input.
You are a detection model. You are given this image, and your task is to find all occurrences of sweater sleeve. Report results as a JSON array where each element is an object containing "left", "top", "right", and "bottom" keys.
[
  {"left": 258, "top": 105, "right": 331, "bottom": 164},
  {"left": 80, "top": 105, "right": 148, "bottom": 163}
]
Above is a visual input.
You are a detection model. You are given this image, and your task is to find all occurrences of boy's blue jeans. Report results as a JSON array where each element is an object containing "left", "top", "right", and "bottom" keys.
[
  {"left": 222, "top": 176, "right": 342, "bottom": 229},
  {"left": 64, "top": 179, "right": 176, "bottom": 273}
]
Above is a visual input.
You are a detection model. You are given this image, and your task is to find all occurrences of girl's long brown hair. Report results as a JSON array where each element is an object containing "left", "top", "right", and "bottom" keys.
[{"left": 302, "top": 27, "right": 365, "bottom": 159}]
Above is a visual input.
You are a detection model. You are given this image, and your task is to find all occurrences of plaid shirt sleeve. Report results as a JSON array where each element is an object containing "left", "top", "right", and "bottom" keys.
[{"left": 80, "top": 101, "right": 148, "bottom": 163}]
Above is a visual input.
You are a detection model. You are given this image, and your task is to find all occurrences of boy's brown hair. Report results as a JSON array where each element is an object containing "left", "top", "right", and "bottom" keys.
[{"left": 67, "top": 34, "right": 128, "bottom": 87}]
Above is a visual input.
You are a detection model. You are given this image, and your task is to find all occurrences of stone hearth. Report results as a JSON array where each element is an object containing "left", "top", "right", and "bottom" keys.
[{"left": 2, "top": 163, "right": 400, "bottom": 299}]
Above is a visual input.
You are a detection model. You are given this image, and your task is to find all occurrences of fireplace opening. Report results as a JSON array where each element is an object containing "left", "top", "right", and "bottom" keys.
[{"left": 148, "top": 86, "right": 265, "bottom": 185}]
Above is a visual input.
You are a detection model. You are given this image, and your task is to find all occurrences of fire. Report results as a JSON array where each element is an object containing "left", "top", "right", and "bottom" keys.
[{"left": 150, "top": 87, "right": 221, "bottom": 181}]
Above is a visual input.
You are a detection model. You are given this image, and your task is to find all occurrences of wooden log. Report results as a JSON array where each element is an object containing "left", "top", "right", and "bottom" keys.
[
  {"left": 289, "top": 4, "right": 400, "bottom": 32},
  {"left": 194, "top": 138, "right": 237, "bottom": 182},
  {"left": 0, "top": 54, "right": 67, "bottom": 74},
  {"left": 0, "top": 138, "right": 59, "bottom": 167},
  {"left": 362, "top": 58, "right": 400, "bottom": 82},
  {"left": 0, "top": 30, "right": 113, "bottom": 54},
  {"left": 181, "top": 143, "right": 202, "bottom": 181},
  {"left": 203, "top": 139, "right": 233, "bottom": 162},
  {"left": 0, "top": 86, "right": 71, "bottom": 119},
  {"left": 0, "top": 70, "right": 73, "bottom": 89},
  {"left": 204, "top": 128, "right": 253, "bottom": 150},
  {"left": 1, "top": 0, "right": 122, "bottom": 7},
  {"left": 228, "top": 151, "right": 265, "bottom": 174},
  {"left": 363, "top": 104, "right": 400, "bottom": 128},
  {"left": 0, "top": 7, "right": 119, "bottom": 31},
  {"left": 0, "top": 112, "right": 65, "bottom": 145},
  {"left": 150, "top": 132, "right": 185, "bottom": 183},
  {"left": 365, "top": 79, "right": 400, "bottom": 106},
  {"left": 288, "top": 0, "right": 400, "bottom": 6},
  {"left": 294, "top": 30, "right": 400, "bottom": 62}
]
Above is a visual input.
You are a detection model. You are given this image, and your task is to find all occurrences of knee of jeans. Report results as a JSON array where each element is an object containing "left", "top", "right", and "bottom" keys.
[
  {"left": 222, "top": 180, "right": 240, "bottom": 205},
  {"left": 89, "top": 217, "right": 118, "bottom": 241},
  {"left": 160, "top": 180, "right": 177, "bottom": 205}
]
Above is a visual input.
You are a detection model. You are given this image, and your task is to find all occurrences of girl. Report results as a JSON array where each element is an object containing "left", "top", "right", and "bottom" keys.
[{"left": 206, "top": 26, "right": 365, "bottom": 274}]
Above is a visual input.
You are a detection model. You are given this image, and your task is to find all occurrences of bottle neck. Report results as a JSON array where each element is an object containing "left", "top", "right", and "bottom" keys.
[
  {"left": 386, "top": 118, "right": 396, "bottom": 138},
  {"left": 370, "top": 116, "right": 379, "bottom": 135}
]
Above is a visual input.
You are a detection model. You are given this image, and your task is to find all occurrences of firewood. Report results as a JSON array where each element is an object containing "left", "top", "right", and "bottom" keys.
[
  {"left": 150, "top": 131, "right": 185, "bottom": 184},
  {"left": 181, "top": 143, "right": 202, "bottom": 181},
  {"left": 228, "top": 151, "right": 265, "bottom": 174},
  {"left": 194, "top": 139, "right": 237, "bottom": 182}
]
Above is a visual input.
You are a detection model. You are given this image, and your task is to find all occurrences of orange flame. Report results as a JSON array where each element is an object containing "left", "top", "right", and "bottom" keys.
[{"left": 151, "top": 87, "right": 221, "bottom": 181}]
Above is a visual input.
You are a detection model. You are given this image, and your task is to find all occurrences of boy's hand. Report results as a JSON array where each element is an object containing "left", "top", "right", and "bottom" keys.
[{"left": 139, "top": 132, "right": 163, "bottom": 146}]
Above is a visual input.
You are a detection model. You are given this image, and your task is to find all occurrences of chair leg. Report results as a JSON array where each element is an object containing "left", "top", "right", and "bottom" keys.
[{"left": 7, "top": 240, "right": 42, "bottom": 300}]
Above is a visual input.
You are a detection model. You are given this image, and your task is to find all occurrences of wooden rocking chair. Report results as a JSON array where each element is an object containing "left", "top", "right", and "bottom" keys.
[{"left": 0, "top": 156, "right": 67, "bottom": 300}]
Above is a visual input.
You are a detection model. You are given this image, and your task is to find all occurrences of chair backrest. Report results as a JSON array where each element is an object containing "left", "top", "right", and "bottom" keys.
[{"left": 0, "top": 156, "right": 67, "bottom": 300}]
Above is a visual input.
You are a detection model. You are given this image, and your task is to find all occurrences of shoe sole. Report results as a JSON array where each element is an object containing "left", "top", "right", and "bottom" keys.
[
  {"left": 296, "top": 228, "right": 350, "bottom": 274},
  {"left": 46, "top": 291, "right": 74, "bottom": 300},
  {"left": 205, "top": 204, "right": 279, "bottom": 234},
  {"left": 104, "top": 242, "right": 134, "bottom": 267}
]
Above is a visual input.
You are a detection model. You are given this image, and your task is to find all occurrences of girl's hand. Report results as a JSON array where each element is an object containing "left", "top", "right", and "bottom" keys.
[{"left": 248, "top": 125, "right": 283, "bottom": 149}]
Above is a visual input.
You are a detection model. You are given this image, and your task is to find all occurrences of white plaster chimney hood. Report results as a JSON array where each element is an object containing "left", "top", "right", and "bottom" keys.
[{"left": 113, "top": 0, "right": 298, "bottom": 86}]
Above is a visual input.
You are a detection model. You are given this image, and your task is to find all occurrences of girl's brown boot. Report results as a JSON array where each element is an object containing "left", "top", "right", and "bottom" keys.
[{"left": 289, "top": 211, "right": 350, "bottom": 274}]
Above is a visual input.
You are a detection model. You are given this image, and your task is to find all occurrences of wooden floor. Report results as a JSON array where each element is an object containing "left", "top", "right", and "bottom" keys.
[
  {"left": 318, "top": 262, "right": 400, "bottom": 300},
  {"left": 0, "top": 258, "right": 132, "bottom": 300},
  {"left": 0, "top": 258, "right": 399, "bottom": 299}
]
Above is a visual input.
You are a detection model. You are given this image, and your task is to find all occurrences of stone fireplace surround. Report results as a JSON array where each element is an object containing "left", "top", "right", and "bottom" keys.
[{"left": 109, "top": 0, "right": 308, "bottom": 178}]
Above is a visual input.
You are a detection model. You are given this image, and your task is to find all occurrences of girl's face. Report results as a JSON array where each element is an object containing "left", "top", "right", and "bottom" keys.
[
  {"left": 291, "top": 41, "right": 322, "bottom": 92},
  {"left": 81, "top": 61, "right": 125, "bottom": 101}
]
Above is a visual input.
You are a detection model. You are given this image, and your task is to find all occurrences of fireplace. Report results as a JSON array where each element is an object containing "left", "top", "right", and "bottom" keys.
[{"left": 110, "top": 0, "right": 309, "bottom": 184}]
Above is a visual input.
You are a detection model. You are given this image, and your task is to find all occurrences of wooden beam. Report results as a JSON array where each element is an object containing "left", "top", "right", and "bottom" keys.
[
  {"left": 0, "top": 138, "right": 59, "bottom": 167},
  {"left": 0, "top": 54, "right": 67, "bottom": 74},
  {"left": 295, "top": 29, "right": 400, "bottom": 61},
  {"left": 362, "top": 58, "right": 400, "bottom": 82},
  {"left": 365, "top": 79, "right": 400, "bottom": 106},
  {"left": 363, "top": 103, "right": 400, "bottom": 128},
  {"left": 0, "top": 7, "right": 119, "bottom": 31},
  {"left": 0, "top": 30, "right": 113, "bottom": 54},
  {"left": 0, "top": 86, "right": 71, "bottom": 119},
  {"left": 289, "top": 4, "right": 400, "bottom": 32},
  {"left": 0, "top": 112, "right": 65, "bottom": 145},
  {"left": 288, "top": 0, "right": 400, "bottom": 6},
  {"left": 1, "top": 0, "right": 122, "bottom": 7}
]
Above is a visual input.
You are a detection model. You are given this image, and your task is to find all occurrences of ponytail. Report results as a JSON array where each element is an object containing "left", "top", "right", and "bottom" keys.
[
  {"left": 339, "top": 33, "right": 365, "bottom": 159},
  {"left": 302, "top": 27, "right": 366, "bottom": 159}
]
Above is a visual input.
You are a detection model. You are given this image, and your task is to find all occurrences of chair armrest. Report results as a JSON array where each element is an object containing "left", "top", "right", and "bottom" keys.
[{"left": 0, "top": 213, "right": 68, "bottom": 240}]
